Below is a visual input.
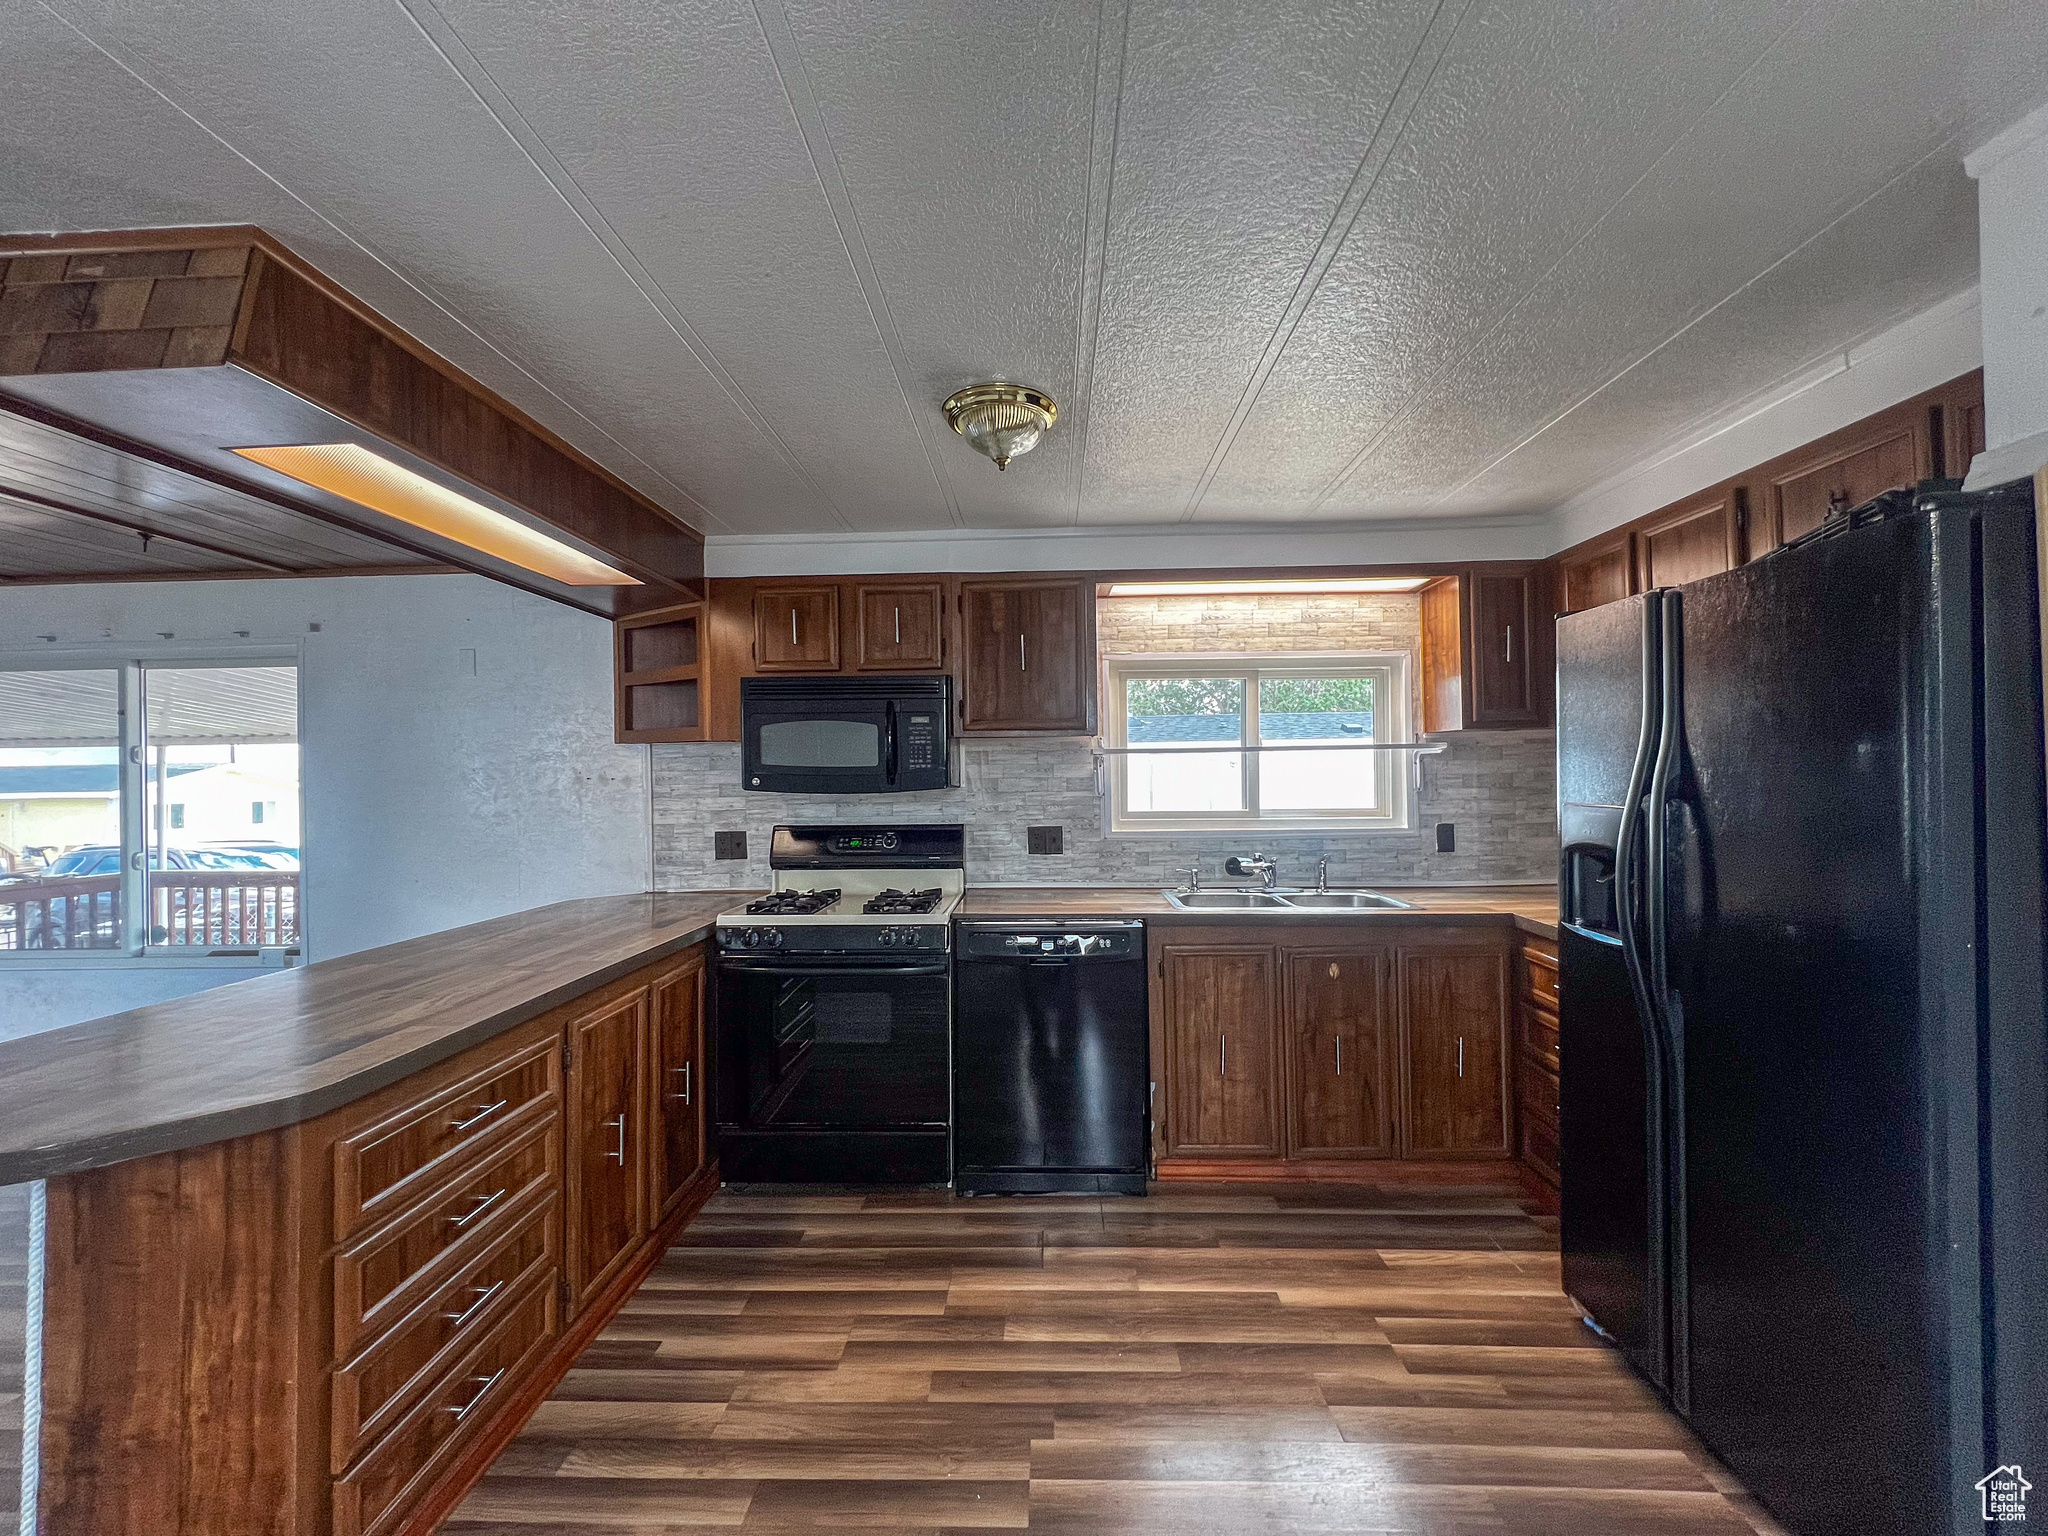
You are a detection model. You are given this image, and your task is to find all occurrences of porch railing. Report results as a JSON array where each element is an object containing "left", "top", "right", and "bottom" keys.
[{"left": 0, "top": 871, "right": 300, "bottom": 951}]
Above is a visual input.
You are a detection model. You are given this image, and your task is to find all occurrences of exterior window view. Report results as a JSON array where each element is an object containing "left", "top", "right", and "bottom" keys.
[
  {"left": 0, "top": 665, "right": 301, "bottom": 953},
  {"left": 2, "top": 8, "right": 2047, "bottom": 1536}
]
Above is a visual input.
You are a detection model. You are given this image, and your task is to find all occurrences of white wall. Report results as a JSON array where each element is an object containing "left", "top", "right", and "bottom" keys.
[
  {"left": 1965, "top": 101, "right": 2048, "bottom": 486},
  {"left": 0, "top": 575, "right": 650, "bottom": 1039}
]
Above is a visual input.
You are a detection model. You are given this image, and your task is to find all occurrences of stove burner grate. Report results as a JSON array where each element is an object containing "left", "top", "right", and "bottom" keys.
[
  {"left": 863, "top": 887, "right": 944, "bottom": 916},
  {"left": 744, "top": 888, "right": 842, "bottom": 916}
]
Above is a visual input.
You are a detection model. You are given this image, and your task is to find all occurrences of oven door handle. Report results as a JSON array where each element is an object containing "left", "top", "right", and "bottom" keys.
[{"left": 722, "top": 960, "right": 949, "bottom": 977}]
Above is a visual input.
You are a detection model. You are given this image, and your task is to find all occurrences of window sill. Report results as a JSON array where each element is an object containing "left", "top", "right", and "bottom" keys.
[
  {"left": 1105, "top": 824, "right": 1418, "bottom": 839},
  {"left": 0, "top": 950, "right": 297, "bottom": 972}
]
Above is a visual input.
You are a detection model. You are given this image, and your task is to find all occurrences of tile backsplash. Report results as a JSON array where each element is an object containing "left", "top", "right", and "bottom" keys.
[
  {"left": 650, "top": 731, "right": 1557, "bottom": 890},
  {"left": 652, "top": 593, "right": 1558, "bottom": 891}
]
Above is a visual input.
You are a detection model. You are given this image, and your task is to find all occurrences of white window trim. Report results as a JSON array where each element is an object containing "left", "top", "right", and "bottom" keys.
[
  {"left": 1102, "top": 651, "right": 1415, "bottom": 835},
  {"left": 0, "top": 647, "right": 304, "bottom": 968}
]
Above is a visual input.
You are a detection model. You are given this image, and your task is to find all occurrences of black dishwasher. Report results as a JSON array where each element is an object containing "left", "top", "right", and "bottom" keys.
[{"left": 953, "top": 921, "right": 1149, "bottom": 1195}]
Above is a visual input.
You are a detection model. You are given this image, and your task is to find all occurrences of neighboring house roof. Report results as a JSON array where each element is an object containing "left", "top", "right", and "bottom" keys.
[
  {"left": 0, "top": 763, "right": 209, "bottom": 795},
  {"left": 1128, "top": 709, "right": 1376, "bottom": 744}
]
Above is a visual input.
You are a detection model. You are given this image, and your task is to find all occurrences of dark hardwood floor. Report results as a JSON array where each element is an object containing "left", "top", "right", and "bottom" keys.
[{"left": 446, "top": 1181, "right": 1787, "bottom": 1534}]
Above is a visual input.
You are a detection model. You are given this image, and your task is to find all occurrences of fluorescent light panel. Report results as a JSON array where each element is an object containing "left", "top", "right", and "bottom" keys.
[
  {"left": 232, "top": 442, "right": 640, "bottom": 587},
  {"left": 1104, "top": 577, "right": 1429, "bottom": 597}
]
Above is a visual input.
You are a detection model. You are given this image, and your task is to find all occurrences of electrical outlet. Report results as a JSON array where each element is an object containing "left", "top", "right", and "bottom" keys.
[
  {"left": 1435, "top": 822, "right": 1456, "bottom": 853},
  {"left": 714, "top": 830, "right": 748, "bottom": 860},
  {"left": 1027, "top": 825, "right": 1064, "bottom": 856}
]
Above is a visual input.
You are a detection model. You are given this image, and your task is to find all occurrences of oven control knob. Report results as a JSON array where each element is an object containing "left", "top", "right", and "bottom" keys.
[{"left": 761, "top": 928, "right": 783, "bottom": 948}]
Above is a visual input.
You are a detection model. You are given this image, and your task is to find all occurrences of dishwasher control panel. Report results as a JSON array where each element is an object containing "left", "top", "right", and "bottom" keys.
[{"left": 960, "top": 923, "right": 1144, "bottom": 961}]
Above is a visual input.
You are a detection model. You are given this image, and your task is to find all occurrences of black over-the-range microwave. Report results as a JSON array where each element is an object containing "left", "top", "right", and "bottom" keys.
[{"left": 740, "top": 675, "right": 952, "bottom": 794}]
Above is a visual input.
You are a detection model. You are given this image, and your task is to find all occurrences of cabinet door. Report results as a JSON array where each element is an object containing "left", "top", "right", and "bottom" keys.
[
  {"left": 1640, "top": 497, "right": 1736, "bottom": 589},
  {"left": 1469, "top": 573, "right": 1538, "bottom": 725},
  {"left": 1769, "top": 424, "right": 1921, "bottom": 548},
  {"left": 959, "top": 578, "right": 1093, "bottom": 732},
  {"left": 755, "top": 584, "right": 841, "bottom": 672},
  {"left": 1400, "top": 949, "right": 1508, "bottom": 1156},
  {"left": 853, "top": 582, "right": 945, "bottom": 672},
  {"left": 1560, "top": 536, "right": 1632, "bottom": 615},
  {"left": 1285, "top": 950, "right": 1393, "bottom": 1158},
  {"left": 648, "top": 952, "right": 706, "bottom": 1222},
  {"left": 566, "top": 988, "right": 648, "bottom": 1309},
  {"left": 1162, "top": 947, "right": 1278, "bottom": 1157}
]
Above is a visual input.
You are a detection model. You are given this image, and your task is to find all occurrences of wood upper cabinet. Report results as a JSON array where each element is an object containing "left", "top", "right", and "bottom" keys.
[
  {"left": 958, "top": 576, "right": 1094, "bottom": 733},
  {"left": 647, "top": 951, "right": 706, "bottom": 1223},
  {"left": 565, "top": 989, "right": 649, "bottom": 1309},
  {"left": 1419, "top": 568, "right": 1552, "bottom": 731},
  {"left": 1559, "top": 535, "right": 1632, "bottom": 617},
  {"left": 1285, "top": 950, "right": 1394, "bottom": 1158},
  {"left": 1766, "top": 423, "right": 1923, "bottom": 550},
  {"left": 1161, "top": 946, "right": 1279, "bottom": 1157},
  {"left": 755, "top": 584, "right": 841, "bottom": 672},
  {"left": 1400, "top": 949, "right": 1509, "bottom": 1157},
  {"left": 1639, "top": 495, "right": 1738, "bottom": 590},
  {"left": 852, "top": 581, "right": 945, "bottom": 672}
]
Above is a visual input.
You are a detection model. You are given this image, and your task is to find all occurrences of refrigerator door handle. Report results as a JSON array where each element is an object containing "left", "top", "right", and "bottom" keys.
[
  {"left": 1643, "top": 589, "right": 1689, "bottom": 1413},
  {"left": 1615, "top": 596, "right": 1663, "bottom": 1038},
  {"left": 1646, "top": 592, "right": 1684, "bottom": 1012}
]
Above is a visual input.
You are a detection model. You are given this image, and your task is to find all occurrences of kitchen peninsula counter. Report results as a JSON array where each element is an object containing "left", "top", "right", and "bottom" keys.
[{"left": 0, "top": 890, "right": 745, "bottom": 1186}]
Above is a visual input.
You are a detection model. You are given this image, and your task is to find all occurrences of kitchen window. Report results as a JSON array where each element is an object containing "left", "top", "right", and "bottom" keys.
[
  {"left": 0, "top": 660, "right": 302, "bottom": 959},
  {"left": 1104, "top": 655, "right": 1413, "bottom": 832}
]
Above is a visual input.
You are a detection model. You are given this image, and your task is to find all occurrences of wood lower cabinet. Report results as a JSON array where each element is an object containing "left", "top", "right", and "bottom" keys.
[
  {"left": 1401, "top": 949, "right": 1510, "bottom": 1158},
  {"left": 565, "top": 989, "right": 649, "bottom": 1309},
  {"left": 33, "top": 942, "right": 714, "bottom": 1536},
  {"left": 852, "top": 581, "right": 945, "bottom": 671},
  {"left": 959, "top": 576, "right": 1094, "bottom": 733},
  {"left": 1284, "top": 950, "right": 1394, "bottom": 1158},
  {"left": 1160, "top": 946, "right": 1279, "bottom": 1157},
  {"left": 1155, "top": 926, "right": 1513, "bottom": 1171},
  {"left": 648, "top": 951, "right": 707, "bottom": 1220},
  {"left": 1514, "top": 934, "right": 1562, "bottom": 1188}
]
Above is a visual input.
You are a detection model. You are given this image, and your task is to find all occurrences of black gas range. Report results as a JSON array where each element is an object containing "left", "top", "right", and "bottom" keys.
[{"left": 712, "top": 824, "right": 963, "bottom": 1184}]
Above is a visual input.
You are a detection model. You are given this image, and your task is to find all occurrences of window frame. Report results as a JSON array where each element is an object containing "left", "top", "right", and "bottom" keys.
[
  {"left": 0, "top": 647, "right": 304, "bottom": 968},
  {"left": 1103, "top": 651, "right": 1414, "bottom": 835}
]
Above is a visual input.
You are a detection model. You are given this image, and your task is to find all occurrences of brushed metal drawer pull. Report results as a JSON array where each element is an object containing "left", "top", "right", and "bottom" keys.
[
  {"left": 445, "top": 1367, "right": 506, "bottom": 1422},
  {"left": 1456, "top": 1036, "right": 1465, "bottom": 1078},
  {"left": 894, "top": 606, "right": 901, "bottom": 645},
  {"left": 674, "top": 1061, "right": 692, "bottom": 1106},
  {"left": 1504, "top": 624, "right": 1514, "bottom": 663},
  {"left": 1219, "top": 1033, "right": 1227, "bottom": 1077},
  {"left": 791, "top": 609, "right": 799, "bottom": 646},
  {"left": 449, "top": 1187, "right": 506, "bottom": 1229},
  {"left": 1334, "top": 1035, "right": 1342, "bottom": 1075},
  {"left": 608, "top": 1112, "right": 628, "bottom": 1164},
  {"left": 448, "top": 1099, "right": 507, "bottom": 1132},
  {"left": 444, "top": 1280, "right": 504, "bottom": 1327},
  {"left": 1019, "top": 633, "right": 1026, "bottom": 672}
]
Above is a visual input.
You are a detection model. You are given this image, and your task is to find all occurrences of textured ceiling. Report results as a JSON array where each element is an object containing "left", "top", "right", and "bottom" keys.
[{"left": 3, "top": 0, "right": 2044, "bottom": 543}]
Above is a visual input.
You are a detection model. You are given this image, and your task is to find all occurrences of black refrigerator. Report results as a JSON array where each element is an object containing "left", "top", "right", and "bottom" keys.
[{"left": 1556, "top": 480, "right": 2048, "bottom": 1536}]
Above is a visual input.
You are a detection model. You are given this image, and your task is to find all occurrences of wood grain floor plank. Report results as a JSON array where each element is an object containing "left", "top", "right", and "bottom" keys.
[{"left": 452, "top": 1183, "right": 1784, "bottom": 1536}]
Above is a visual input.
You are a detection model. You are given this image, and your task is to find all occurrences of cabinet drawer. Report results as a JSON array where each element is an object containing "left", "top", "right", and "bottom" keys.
[
  {"left": 336, "top": 1033, "right": 559, "bottom": 1239},
  {"left": 333, "top": 1273, "right": 557, "bottom": 1536},
  {"left": 1518, "top": 1099, "right": 1560, "bottom": 1187},
  {"left": 1517, "top": 1051, "right": 1561, "bottom": 1126},
  {"left": 1518, "top": 1001, "right": 1560, "bottom": 1073},
  {"left": 1519, "top": 944, "right": 1560, "bottom": 1011},
  {"left": 332, "top": 1190, "right": 558, "bottom": 1473},
  {"left": 335, "top": 1115, "right": 558, "bottom": 1356}
]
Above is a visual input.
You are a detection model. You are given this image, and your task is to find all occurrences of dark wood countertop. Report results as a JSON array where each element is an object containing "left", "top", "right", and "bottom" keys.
[
  {"left": 0, "top": 892, "right": 740, "bottom": 1186},
  {"left": 957, "top": 884, "right": 1559, "bottom": 940}
]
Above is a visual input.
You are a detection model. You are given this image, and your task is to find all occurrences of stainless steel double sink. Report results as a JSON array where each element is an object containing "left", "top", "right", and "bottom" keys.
[{"left": 1161, "top": 888, "right": 1418, "bottom": 911}]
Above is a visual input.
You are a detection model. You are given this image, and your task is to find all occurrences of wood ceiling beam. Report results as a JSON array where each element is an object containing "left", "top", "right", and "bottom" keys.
[{"left": 0, "top": 227, "right": 704, "bottom": 612}]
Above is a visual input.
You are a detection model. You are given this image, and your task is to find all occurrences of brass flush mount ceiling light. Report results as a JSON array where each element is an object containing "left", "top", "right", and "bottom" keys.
[{"left": 942, "top": 383, "right": 1057, "bottom": 470}]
